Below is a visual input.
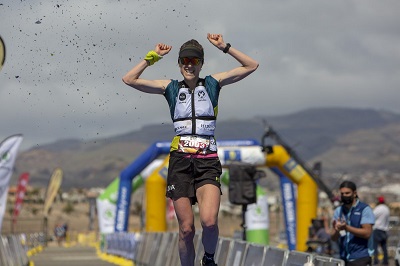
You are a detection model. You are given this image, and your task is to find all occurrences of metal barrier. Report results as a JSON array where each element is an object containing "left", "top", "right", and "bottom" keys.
[
  {"left": 0, "top": 234, "right": 30, "bottom": 266},
  {"left": 166, "top": 233, "right": 180, "bottom": 266},
  {"left": 141, "top": 232, "right": 161, "bottom": 265},
  {"left": 243, "top": 243, "right": 265, "bottom": 265},
  {"left": 102, "top": 231, "right": 346, "bottom": 266},
  {"left": 263, "top": 246, "right": 288, "bottom": 266},
  {"left": 194, "top": 231, "right": 205, "bottom": 265},
  {"left": 216, "top": 237, "right": 232, "bottom": 265},
  {"left": 226, "top": 239, "right": 248, "bottom": 266},
  {"left": 313, "top": 255, "right": 345, "bottom": 266},
  {"left": 286, "top": 250, "right": 313, "bottom": 266},
  {"left": 26, "top": 232, "right": 46, "bottom": 248},
  {"left": 104, "top": 232, "right": 140, "bottom": 261},
  {"left": 154, "top": 232, "right": 175, "bottom": 266}
]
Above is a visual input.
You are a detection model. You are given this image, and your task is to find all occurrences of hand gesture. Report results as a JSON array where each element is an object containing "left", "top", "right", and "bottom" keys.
[
  {"left": 155, "top": 43, "right": 172, "bottom": 56},
  {"left": 334, "top": 218, "right": 346, "bottom": 231},
  {"left": 207, "top": 33, "right": 225, "bottom": 50}
]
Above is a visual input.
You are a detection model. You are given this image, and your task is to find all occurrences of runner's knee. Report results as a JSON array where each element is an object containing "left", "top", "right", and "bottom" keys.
[
  {"left": 179, "top": 223, "right": 195, "bottom": 240},
  {"left": 201, "top": 220, "right": 218, "bottom": 231}
]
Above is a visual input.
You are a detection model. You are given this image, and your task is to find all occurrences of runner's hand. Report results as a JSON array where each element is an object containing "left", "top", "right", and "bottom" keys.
[
  {"left": 155, "top": 43, "right": 172, "bottom": 56},
  {"left": 207, "top": 33, "right": 226, "bottom": 50}
]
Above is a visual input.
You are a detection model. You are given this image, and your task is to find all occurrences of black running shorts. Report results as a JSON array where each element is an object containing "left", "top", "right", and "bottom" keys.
[{"left": 166, "top": 151, "right": 222, "bottom": 204}]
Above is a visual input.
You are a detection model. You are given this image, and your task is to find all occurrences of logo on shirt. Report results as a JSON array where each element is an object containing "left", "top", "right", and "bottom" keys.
[
  {"left": 179, "top": 93, "right": 187, "bottom": 101},
  {"left": 175, "top": 125, "right": 188, "bottom": 132},
  {"left": 197, "top": 90, "right": 206, "bottom": 99}
]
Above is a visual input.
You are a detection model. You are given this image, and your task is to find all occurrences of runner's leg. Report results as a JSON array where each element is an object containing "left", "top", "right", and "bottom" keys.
[
  {"left": 174, "top": 197, "right": 196, "bottom": 266},
  {"left": 197, "top": 184, "right": 221, "bottom": 256}
]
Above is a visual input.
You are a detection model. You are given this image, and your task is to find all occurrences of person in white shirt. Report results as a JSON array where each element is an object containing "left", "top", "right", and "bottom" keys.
[{"left": 373, "top": 196, "right": 390, "bottom": 266}]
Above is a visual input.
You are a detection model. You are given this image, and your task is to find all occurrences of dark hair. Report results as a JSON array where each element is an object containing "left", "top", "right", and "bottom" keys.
[{"left": 339, "top": 181, "right": 357, "bottom": 191}]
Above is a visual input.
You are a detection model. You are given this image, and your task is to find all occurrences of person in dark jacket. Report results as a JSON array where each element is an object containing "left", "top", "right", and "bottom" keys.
[{"left": 330, "top": 181, "right": 375, "bottom": 266}]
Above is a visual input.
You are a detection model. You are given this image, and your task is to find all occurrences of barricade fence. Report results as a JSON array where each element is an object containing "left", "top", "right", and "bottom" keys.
[
  {"left": 102, "top": 231, "right": 345, "bottom": 266},
  {"left": 0, "top": 233, "right": 33, "bottom": 266}
]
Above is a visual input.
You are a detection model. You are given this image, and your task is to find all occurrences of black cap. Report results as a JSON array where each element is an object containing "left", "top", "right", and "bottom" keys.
[{"left": 179, "top": 45, "right": 204, "bottom": 59}]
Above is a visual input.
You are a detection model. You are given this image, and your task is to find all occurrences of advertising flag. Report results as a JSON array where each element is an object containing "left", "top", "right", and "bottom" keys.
[
  {"left": 43, "top": 168, "right": 63, "bottom": 217},
  {"left": 97, "top": 176, "right": 146, "bottom": 233},
  {"left": 97, "top": 177, "right": 122, "bottom": 234},
  {"left": 0, "top": 134, "right": 23, "bottom": 230},
  {"left": 12, "top": 172, "right": 30, "bottom": 225}
]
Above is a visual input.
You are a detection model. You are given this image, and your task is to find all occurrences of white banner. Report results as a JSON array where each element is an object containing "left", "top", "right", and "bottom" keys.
[{"left": 0, "top": 135, "right": 23, "bottom": 230}]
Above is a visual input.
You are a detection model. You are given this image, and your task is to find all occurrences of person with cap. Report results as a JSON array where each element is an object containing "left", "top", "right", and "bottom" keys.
[
  {"left": 330, "top": 181, "right": 375, "bottom": 266},
  {"left": 373, "top": 196, "right": 390, "bottom": 266},
  {"left": 122, "top": 34, "right": 258, "bottom": 266}
]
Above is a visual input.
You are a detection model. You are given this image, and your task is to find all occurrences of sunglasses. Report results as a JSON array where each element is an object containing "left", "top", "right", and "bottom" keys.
[{"left": 178, "top": 57, "right": 203, "bottom": 65}]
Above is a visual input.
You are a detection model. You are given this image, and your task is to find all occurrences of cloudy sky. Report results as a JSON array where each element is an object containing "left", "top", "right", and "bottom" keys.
[{"left": 1, "top": 0, "right": 399, "bottom": 150}]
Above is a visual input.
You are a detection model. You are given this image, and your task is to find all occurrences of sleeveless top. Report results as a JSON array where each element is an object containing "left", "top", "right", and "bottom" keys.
[{"left": 164, "top": 75, "right": 221, "bottom": 154}]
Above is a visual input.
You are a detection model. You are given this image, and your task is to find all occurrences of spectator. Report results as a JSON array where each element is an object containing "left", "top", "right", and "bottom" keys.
[
  {"left": 54, "top": 222, "right": 66, "bottom": 246},
  {"left": 373, "top": 196, "right": 390, "bottom": 266},
  {"left": 307, "top": 217, "right": 332, "bottom": 255},
  {"left": 330, "top": 181, "right": 375, "bottom": 266}
]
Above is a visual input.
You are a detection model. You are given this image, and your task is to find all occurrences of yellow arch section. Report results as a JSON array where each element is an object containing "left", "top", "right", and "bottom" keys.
[
  {"left": 145, "top": 156, "right": 169, "bottom": 232},
  {"left": 266, "top": 145, "right": 318, "bottom": 251}
]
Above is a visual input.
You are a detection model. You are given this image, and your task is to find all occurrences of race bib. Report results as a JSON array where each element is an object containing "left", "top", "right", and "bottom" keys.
[{"left": 178, "top": 135, "right": 211, "bottom": 154}]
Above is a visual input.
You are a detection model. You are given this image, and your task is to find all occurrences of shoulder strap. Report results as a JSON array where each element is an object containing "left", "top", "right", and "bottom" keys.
[
  {"left": 178, "top": 80, "right": 186, "bottom": 88},
  {"left": 197, "top": 78, "right": 205, "bottom": 86},
  {"left": 178, "top": 78, "right": 205, "bottom": 88}
]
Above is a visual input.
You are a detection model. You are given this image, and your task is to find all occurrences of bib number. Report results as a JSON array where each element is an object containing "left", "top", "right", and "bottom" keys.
[{"left": 178, "top": 136, "right": 210, "bottom": 154}]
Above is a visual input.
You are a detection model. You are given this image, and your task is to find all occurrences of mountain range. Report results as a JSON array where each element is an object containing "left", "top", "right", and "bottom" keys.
[{"left": 12, "top": 107, "right": 400, "bottom": 189}]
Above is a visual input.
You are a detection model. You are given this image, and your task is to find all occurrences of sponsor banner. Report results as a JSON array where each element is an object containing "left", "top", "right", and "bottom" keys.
[
  {"left": 12, "top": 172, "right": 30, "bottom": 224},
  {"left": 271, "top": 167, "right": 297, "bottom": 251},
  {"left": 43, "top": 168, "right": 63, "bottom": 217},
  {"left": 245, "top": 185, "right": 270, "bottom": 245},
  {"left": 246, "top": 185, "right": 269, "bottom": 231},
  {"left": 0, "top": 134, "right": 23, "bottom": 230},
  {"left": 97, "top": 198, "right": 117, "bottom": 234},
  {"left": 283, "top": 158, "right": 306, "bottom": 183},
  {"left": 281, "top": 178, "right": 297, "bottom": 250},
  {"left": 97, "top": 178, "right": 120, "bottom": 234},
  {"left": 218, "top": 146, "right": 265, "bottom": 166}
]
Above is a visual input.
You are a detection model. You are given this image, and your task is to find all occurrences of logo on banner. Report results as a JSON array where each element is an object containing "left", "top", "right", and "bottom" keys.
[{"left": 224, "top": 150, "right": 241, "bottom": 162}]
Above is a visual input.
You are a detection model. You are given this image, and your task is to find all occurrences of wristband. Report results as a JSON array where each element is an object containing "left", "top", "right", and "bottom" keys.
[
  {"left": 144, "top": 50, "right": 162, "bottom": 66},
  {"left": 223, "top": 43, "right": 231, "bottom": 53}
]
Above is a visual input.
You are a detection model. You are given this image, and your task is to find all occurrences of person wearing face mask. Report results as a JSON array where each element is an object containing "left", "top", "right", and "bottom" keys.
[
  {"left": 122, "top": 34, "right": 259, "bottom": 266},
  {"left": 330, "top": 181, "right": 375, "bottom": 266}
]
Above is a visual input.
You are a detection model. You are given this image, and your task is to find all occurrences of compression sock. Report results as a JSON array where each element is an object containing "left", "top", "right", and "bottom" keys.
[{"left": 202, "top": 252, "right": 215, "bottom": 264}]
